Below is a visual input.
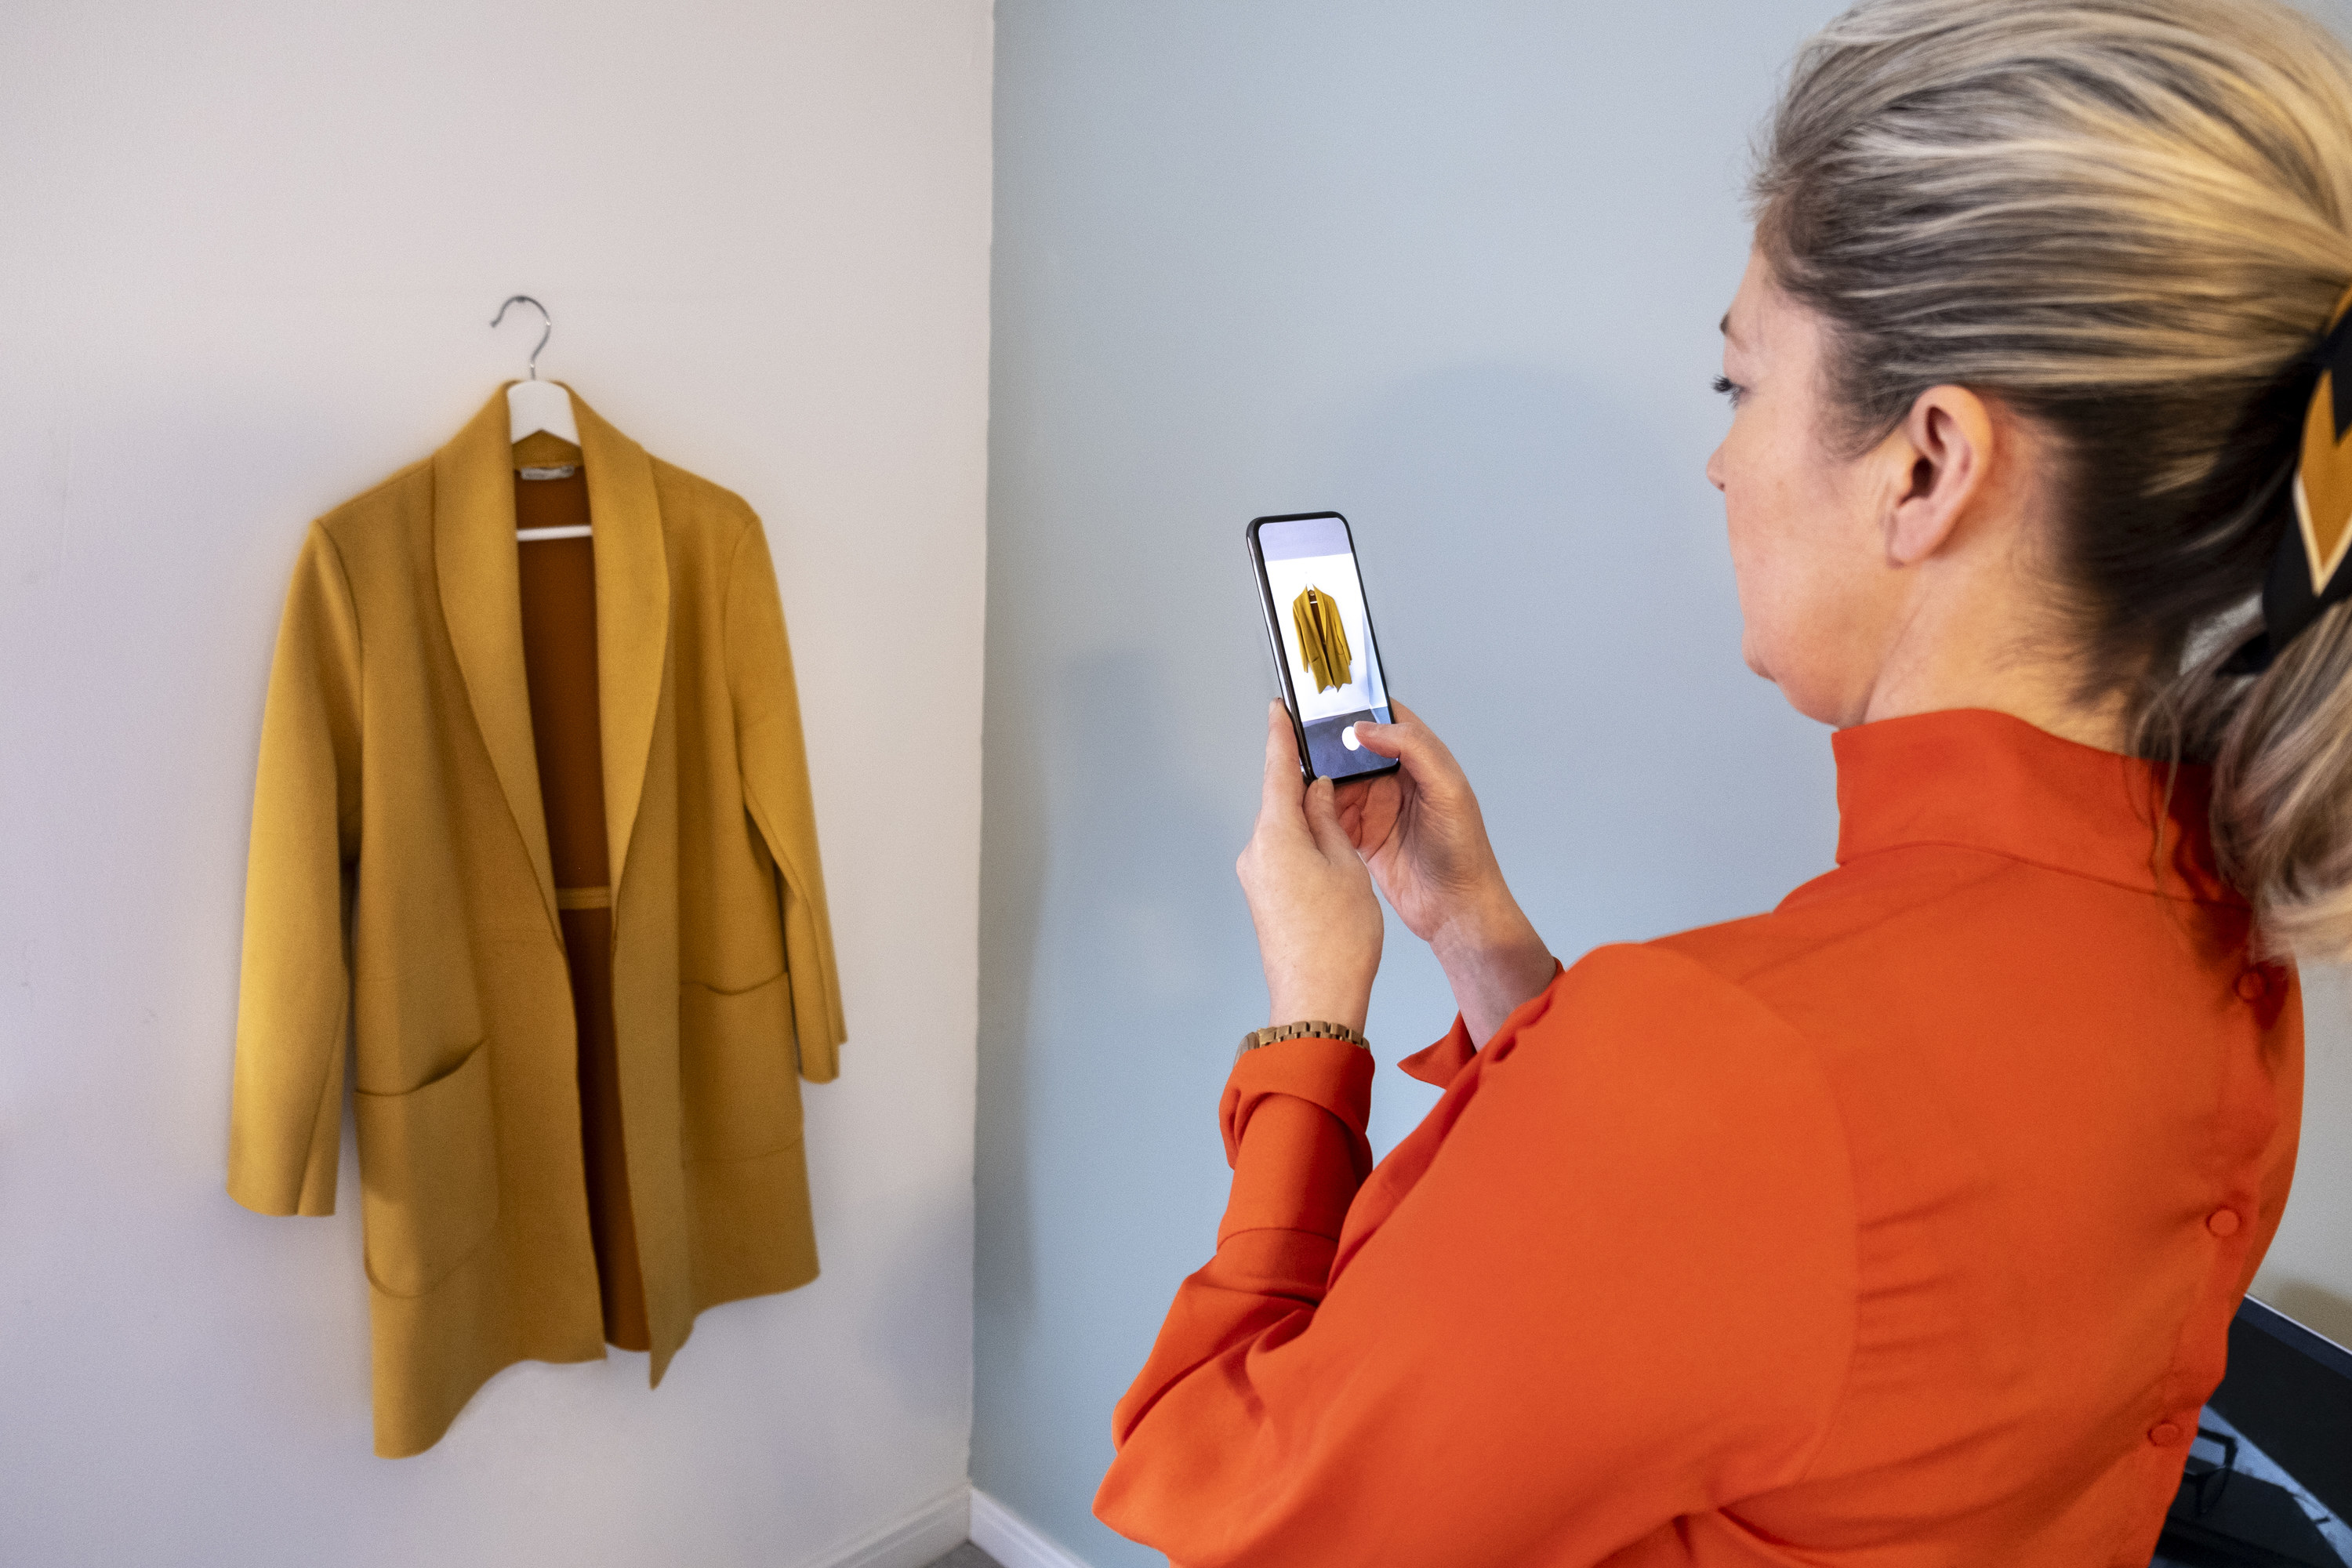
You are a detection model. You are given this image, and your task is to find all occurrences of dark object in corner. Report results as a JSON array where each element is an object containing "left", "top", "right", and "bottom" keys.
[{"left": 2152, "top": 1298, "right": 2351, "bottom": 1566}]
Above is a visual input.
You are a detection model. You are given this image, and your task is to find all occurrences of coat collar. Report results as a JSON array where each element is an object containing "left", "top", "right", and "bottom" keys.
[
  {"left": 1830, "top": 708, "right": 2243, "bottom": 906},
  {"left": 434, "top": 384, "right": 670, "bottom": 937}
]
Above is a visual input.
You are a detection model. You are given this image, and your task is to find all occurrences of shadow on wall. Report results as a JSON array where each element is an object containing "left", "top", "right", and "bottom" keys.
[
  {"left": 2259, "top": 1277, "right": 2352, "bottom": 1350},
  {"left": 978, "top": 645, "right": 1262, "bottom": 1320},
  {"left": 974, "top": 358, "right": 1835, "bottom": 1566},
  {"left": 856, "top": 1179, "right": 979, "bottom": 1423},
  {"left": 1323, "top": 361, "right": 1827, "bottom": 982},
  {"left": 1318, "top": 361, "right": 1836, "bottom": 1156}
]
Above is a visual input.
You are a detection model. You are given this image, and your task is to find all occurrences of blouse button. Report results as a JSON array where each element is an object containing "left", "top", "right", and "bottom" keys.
[
  {"left": 2149, "top": 1421, "right": 2183, "bottom": 1446},
  {"left": 2235, "top": 969, "right": 2267, "bottom": 1001},
  {"left": 2208, "top": 1208, "right": 2241, "bottom": 1238}
]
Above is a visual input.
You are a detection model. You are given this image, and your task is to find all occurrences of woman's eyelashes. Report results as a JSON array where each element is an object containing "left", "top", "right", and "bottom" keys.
[{"left": 1711, "top": 373, "right": 1744, "bottom": 408}]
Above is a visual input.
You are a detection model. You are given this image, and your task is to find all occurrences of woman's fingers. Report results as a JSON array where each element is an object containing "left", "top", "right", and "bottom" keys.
[
  {"left": 1264, "top": 704, "right": 1372, "bottom": 868},
  {"left": 1256, "top": 702, "right": 1309, "bottom": 837},
  {"left": 1301, "top": 775, "right": 1356, "bottom": 863},
  {"left": 1337, "top": 764, "right": 1405, "bottom": 862},
  {"left": 1351, "top": 701, "right": 1464, "bottom": 797},
  {"left": 1349, "top": 706, "right": 1425, "bottom": 764},
  {"left": 1239, "top": 704, "right": 1385, "bottom": 1031}
]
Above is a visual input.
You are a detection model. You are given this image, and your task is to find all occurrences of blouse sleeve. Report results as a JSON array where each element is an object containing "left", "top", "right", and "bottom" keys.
[{"left": 1094, "top": 944, "right": 1858, "bottom": 1566}]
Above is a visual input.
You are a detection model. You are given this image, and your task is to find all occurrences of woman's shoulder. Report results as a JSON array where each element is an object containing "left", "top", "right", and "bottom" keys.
[
  {"left": 1508, "top": 943, "right": 1850, "bottom": 1152},
  {"left": 1614, "top": 837, "right": 2256, "bottom": 1247},
  {"left": 1657, "top": 844, "right": 2032, "bottom": 985},
  {"left": 1646, "top": 833, "right": 2208, "bottom": 1053}
]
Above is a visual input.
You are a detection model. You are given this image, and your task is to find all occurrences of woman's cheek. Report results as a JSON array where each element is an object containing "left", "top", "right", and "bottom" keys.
[
  {"left": 1737, "top": 563, "right": 1796, "bottom": 684},
  {"left": 1723, "top": 495, "right": 1780, "bottom": 674}
]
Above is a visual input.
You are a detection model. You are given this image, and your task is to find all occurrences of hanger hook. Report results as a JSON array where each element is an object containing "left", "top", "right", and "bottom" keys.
[{"left": 488, "top": 295, "right": 552, "bottom": 381}]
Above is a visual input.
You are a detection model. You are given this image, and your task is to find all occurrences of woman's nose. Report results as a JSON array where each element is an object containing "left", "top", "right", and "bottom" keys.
[{"left": 1705, "top": 441, "right": 1728, "bottom": 493}]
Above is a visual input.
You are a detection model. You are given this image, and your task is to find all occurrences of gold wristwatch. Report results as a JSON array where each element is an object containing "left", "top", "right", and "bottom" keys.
[{"left": 1236, "top": 1019, "right": 1370, "bottom": 1063}]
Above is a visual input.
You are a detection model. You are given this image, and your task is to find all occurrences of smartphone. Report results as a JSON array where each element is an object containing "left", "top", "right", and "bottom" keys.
[{"left": 1246, "top": 510, "right": 1400, "bottom": 783}]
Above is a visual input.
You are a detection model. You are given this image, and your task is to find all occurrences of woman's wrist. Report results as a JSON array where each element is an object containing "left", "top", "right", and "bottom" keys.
[
  {"left": 1266, "top": 985, "right": 1372, "bottom": 1037},
  {"left": 1428, "top": 891, "right": 1554, "bottom": 1046}
]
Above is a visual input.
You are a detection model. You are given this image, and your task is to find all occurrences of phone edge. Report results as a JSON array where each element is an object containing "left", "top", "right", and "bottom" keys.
[{"left": 1245, "top": 510, "right": 1401, "bottom": 786}]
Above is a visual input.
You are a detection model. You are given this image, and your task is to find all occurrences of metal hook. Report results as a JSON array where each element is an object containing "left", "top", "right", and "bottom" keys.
[{"left": 488, "top": 295, "right": 553, "bottom": 380}]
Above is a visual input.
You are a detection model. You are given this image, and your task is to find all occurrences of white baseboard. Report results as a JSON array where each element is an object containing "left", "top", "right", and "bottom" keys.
[
  {"left": 970, "top": 1489, "right": 1097, "bottom": 1568},
  {"left": 805, "top": 1483, "right": 972, "bottom": 1568},
  {"left": 797, "top": 1482, "right": 1095, "bottom": 1568}
]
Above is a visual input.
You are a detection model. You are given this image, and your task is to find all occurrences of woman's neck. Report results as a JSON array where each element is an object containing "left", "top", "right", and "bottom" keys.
[{"left": 1856, "top": 571, "right": 2133, "bottom": 754}]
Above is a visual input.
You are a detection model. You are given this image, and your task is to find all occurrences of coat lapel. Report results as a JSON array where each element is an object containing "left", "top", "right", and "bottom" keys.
[
  {"left": 434, "top": 384, "right": 669, "bottom": 936},
  {"left": 570, "top": 388, "right": 670, "bottom": 902},
  {"left": 434, "top": 389, "right": 560, "bottom": 936}
]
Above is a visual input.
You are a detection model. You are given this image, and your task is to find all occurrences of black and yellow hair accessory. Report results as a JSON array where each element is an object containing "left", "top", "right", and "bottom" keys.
[{"left": 2225, "top": 282, "right": 2352, "bottom": 674}]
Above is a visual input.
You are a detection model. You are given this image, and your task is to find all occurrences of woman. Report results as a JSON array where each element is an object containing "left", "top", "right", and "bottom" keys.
[{"left": 1094, "top": 1, "right": 2334, "bottom": 1562}]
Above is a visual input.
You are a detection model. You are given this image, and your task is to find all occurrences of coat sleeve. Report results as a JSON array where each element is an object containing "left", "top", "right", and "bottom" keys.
[
  {"left": 1094, "top": 945, "right": 1858, "bottom": 1566},
  {"left": 1326, "top": 595, "right": 1352, "bottom": 688},
  {"left": 228, "top": 522, "right": 364, "bottom": 1217},
  {"left": 724, "top": 514, "right": 847, "bottom": 1082}
]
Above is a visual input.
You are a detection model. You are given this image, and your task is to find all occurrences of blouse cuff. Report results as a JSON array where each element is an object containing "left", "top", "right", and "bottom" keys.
[
  {"left": 1215, "top": 1038, "right": 1374, "bottom": 1262},
  {"left": 1396, "top": 958, "right": 1571, "bottom": 1091},
  {"left": 1220, "top": 1036, "right": 1374, "bottom": 1175},
  {"left": 1398, "top": 1015, "right": 1476, "bottom": 1091}
]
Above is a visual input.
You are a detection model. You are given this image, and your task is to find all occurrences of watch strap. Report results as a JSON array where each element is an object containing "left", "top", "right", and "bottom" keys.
[{"left": 1236, "top": 1019, "right": 1370, "bottom": 1062}]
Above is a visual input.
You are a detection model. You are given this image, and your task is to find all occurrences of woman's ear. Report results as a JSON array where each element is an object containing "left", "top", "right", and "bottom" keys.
[{"left": 1882, "top": 385, "right": 1997, "bottom": 567}]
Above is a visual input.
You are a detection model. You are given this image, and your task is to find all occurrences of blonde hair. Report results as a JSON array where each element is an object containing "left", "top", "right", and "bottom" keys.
[{"left": 1755, "top": 0, "right": 2352, "bottom": 955}]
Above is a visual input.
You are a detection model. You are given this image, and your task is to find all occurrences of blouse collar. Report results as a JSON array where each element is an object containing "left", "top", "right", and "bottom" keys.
[{"left": 1831, "top": 708, "right": 2243, "bottom": 906}]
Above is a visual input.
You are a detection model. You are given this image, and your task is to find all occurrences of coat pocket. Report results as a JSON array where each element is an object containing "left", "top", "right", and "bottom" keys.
[
  {"left": 354, "top": 1039, "right": 500, "bottom": 1298},
  {"left": 680, "top": 971, "right": 804, "bottom": 1162}
]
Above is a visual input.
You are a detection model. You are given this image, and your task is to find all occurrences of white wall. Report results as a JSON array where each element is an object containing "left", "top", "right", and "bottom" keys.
[
  {"left": 0, "top": 4, "right": 990, "bottom": 1565},
  {"left": 2257, "top": 964, "right": 2352, "bottom": 1348}
]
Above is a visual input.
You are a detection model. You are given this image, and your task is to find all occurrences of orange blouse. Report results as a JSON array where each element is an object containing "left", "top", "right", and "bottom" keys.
[{"left": 1095, "top": 709, "right": 2303, "bottom": 1566}]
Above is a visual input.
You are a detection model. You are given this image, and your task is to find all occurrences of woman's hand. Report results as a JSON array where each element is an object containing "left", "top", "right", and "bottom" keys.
[
  {"left": 1334, "top": 702, "right": 1555, "bottom": 1044},
  {"left": 1237, "top": 702, "right": 1383, "bottom": 1033}
]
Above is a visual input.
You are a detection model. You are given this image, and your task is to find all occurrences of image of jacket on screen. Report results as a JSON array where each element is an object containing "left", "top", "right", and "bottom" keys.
[{"left": 1290, "top": 586, "right": 1354, "bottom": 693}]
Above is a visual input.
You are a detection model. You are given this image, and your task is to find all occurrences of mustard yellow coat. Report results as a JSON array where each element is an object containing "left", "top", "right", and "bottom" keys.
[
  {"left": 229, "top": 386, "right": 845, "bottom": 1457},
  {"left": 1290, "top": 585, "right": 1353, "bottom": 693}
]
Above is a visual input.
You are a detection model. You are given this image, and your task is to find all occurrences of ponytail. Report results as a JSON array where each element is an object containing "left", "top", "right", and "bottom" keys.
[{"left": 1757, "top": 0, "right": 2352, "bottom": 954}]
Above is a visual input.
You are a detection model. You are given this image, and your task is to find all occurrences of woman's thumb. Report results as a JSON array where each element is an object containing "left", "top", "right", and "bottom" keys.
[{"left": 1302, "top": 776, "right": 1354, "bottom": 858}]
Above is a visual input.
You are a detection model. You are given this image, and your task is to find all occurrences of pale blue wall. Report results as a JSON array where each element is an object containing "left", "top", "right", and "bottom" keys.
[{"left": 978, "top": 4, "right": 1849, "bottom": 1560}]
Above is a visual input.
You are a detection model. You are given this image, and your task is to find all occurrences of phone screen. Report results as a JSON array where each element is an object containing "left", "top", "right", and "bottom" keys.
[{"left": 1249, "top": 512, "right": 1397, "bottom": 782}]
